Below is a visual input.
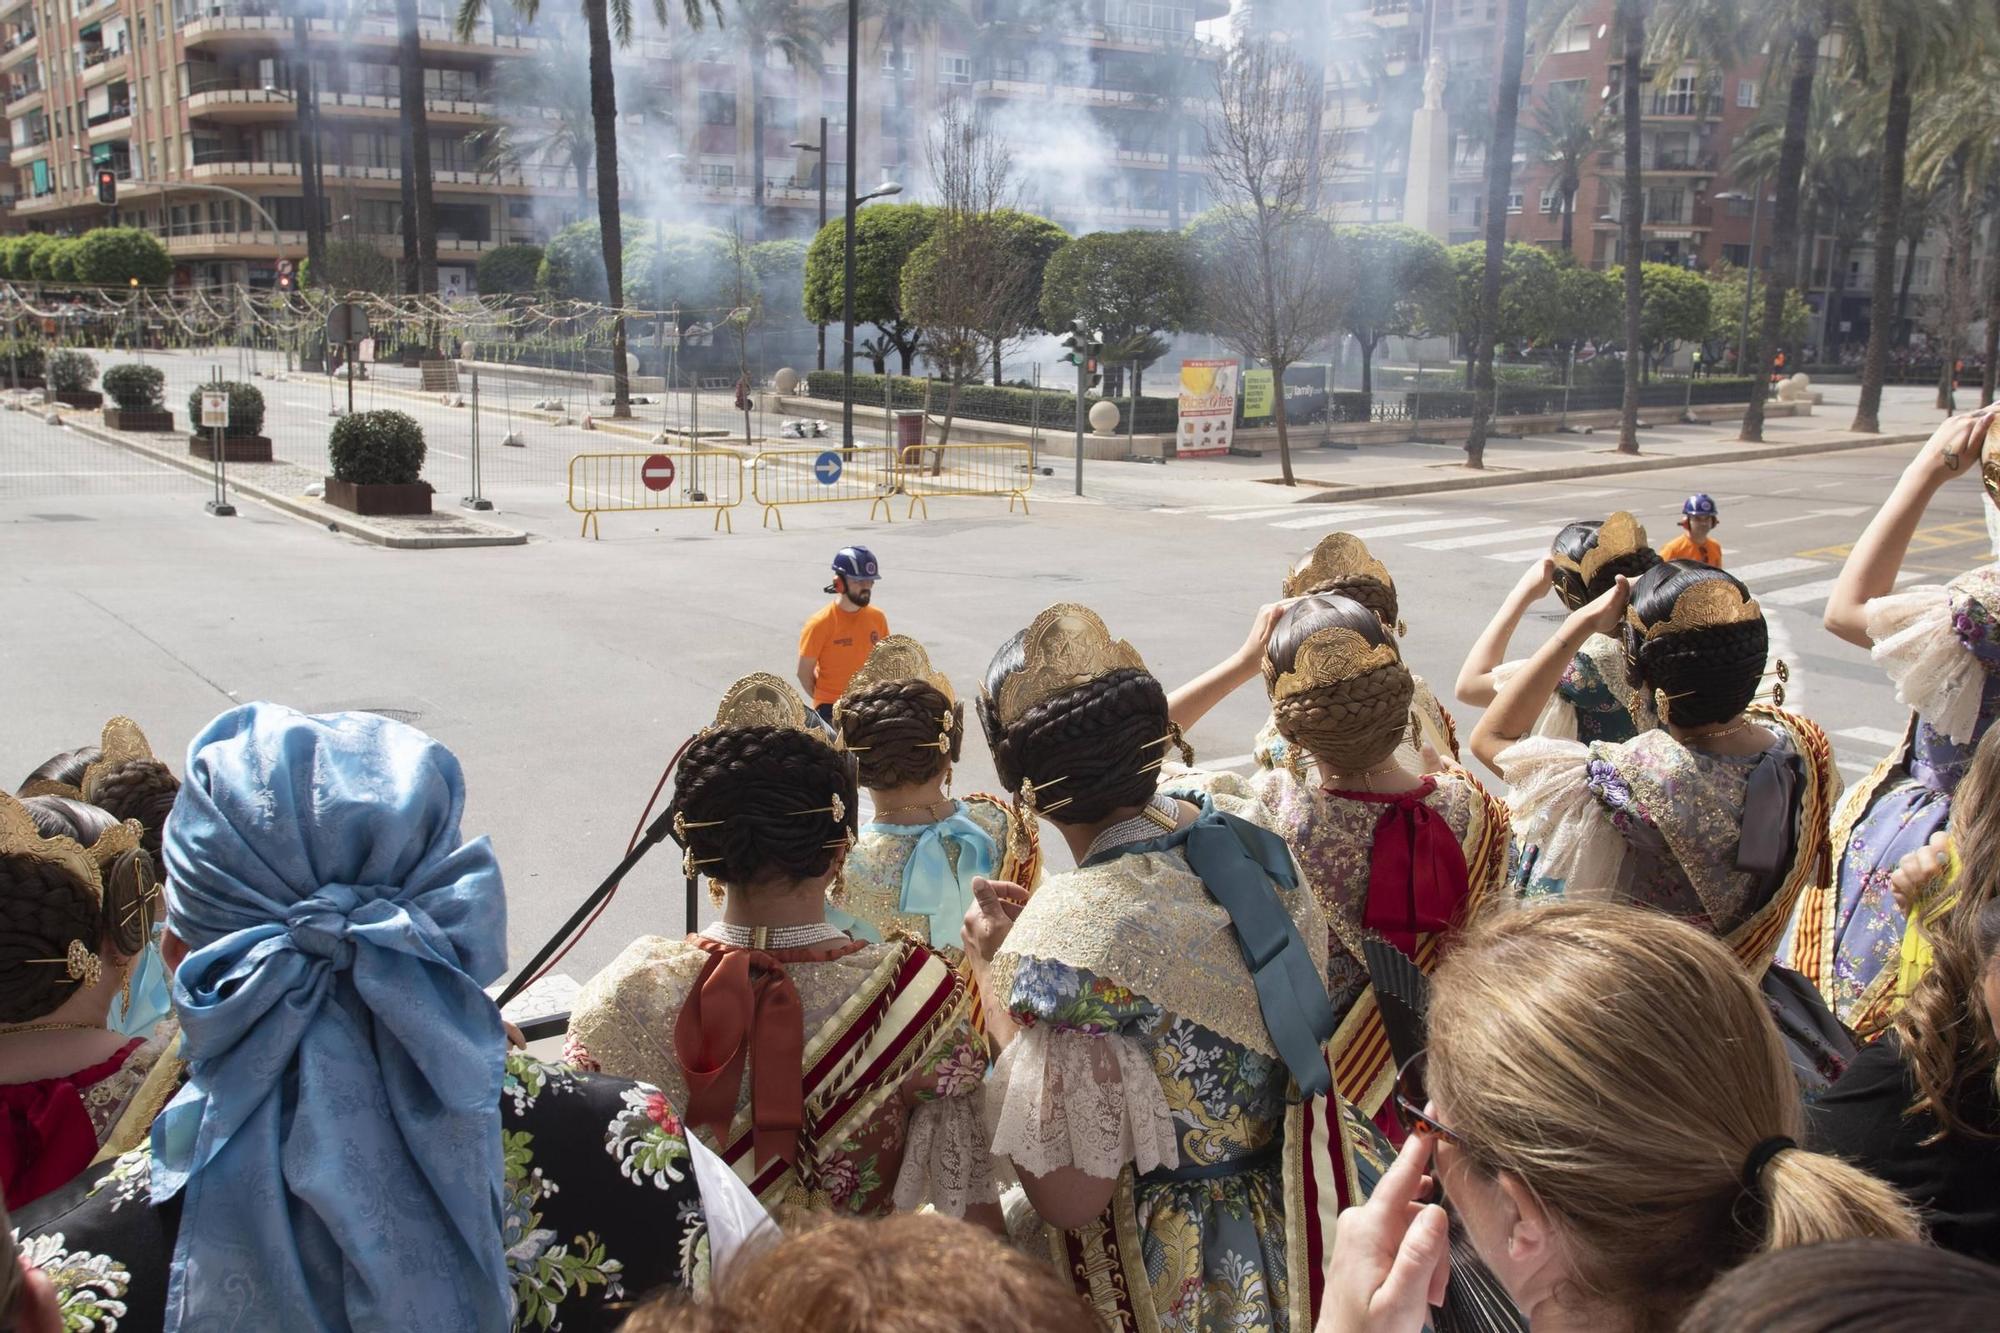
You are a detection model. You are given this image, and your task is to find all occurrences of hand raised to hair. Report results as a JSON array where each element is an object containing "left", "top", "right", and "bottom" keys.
[
  {"left": 962, "top": 876, "right": 1029, "bottom": 963},
  {"left": 1235, "top": 601, "right": 1292, "bottom": 672},
  {"left": 1569, "top": 574, "right": 1632, "bottom": 640},
  {"left": 1890, "top": 831, "right": 1951, "bottom": 917},
  {"left": 1316, "top": 1132, "right": 1452, "bottom": 1333},
  {"left": 1921, "top": 407, "right": 2000, "bottom": 483},
  {"left": 1515, "top": 554, "right": 1556, "bottom": 601}
]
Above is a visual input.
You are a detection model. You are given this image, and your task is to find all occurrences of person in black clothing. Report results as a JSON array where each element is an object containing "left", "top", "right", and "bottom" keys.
[{"left": 1679, "top": 1239, "right": 2000, "bottom": 1332}]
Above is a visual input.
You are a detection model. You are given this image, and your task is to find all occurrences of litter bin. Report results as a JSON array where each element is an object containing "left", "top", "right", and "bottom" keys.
[{"left": 893, "top": 410, "right": 925, "bottom": 452}]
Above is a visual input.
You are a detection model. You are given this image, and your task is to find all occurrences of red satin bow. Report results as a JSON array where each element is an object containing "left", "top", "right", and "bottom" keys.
[
  {"left": 673, "top": 939, "right": 806, "bottom": 1169},
  {"left": 1340, "top": 779, "right": 1471, "bottom": 954}
]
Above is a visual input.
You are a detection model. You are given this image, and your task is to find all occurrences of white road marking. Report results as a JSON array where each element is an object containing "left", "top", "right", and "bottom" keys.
[
  {"left": 1271, "top": 508, "right": 1437, "bottom": 531},
  {"left": 1335, "top": 516, "right": 1502, "bottom": 540},
  {"left": 1217, "top": 504, "right": 1410, "bottom": 523},
  {"left": 1484, "top": 546, "right": 1560, "bottom": 563},
  {"left": 1413, "top": 527, "right": 1556, "bottom": 551},
  {"left": 1838, "top": 760, "right": 1876, "bottom": 777},
  {"left": 1837, "top": 726, "right": 1908, "bottom": 749},
  {"left": 1745, "top": 505, "right": 1870, "bottom": 529},
  {"left": 1761, "top": 570, "right": 1916, "bottom": 607},
  {"left": 1207, "top": 752, "right": 1256, "bottom": 771},
  {"left": 1730, "top": 556, "right": 1825, "bottom": 583},
  {"left": 1491, "top": 487, "right": 1620, "bottom": 506}
]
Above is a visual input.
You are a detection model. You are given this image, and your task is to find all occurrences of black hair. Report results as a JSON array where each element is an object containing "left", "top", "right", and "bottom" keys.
[
  {"left": 666, "top": 727, "right": 860, "bottom": 893},
  {"left": 1622, "top": 561, "right": 1768, "bottom": 730},
  {"left": 835, "top": 680, "right": 963, "bottom": 790},
  {"left": 2, "top": 796, "right": 160, "bottom": 1022},
  {"left": 1265, "top": 595, "right": 1414, "bottom": 772},
  {"left": 978, "top": 631, "right": 1170, "bottom": 826},
  {"left": 19, "top": 744, "right": 99, "bottom": 795},
  {"left": 1550, "top": 520, "right": 1662, "bottom": 610}
]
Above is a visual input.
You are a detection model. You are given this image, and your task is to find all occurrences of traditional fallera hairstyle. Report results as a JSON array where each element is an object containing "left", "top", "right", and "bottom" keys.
[
  {"left": 1622, "top": 561, "right": 1772, "bottom": 729},
  {"left": 19, "top": 718, "right": 180, "bottom": 858},
  {"left": 668, "top": 673, "right": 861, "bottom": 892},
  {"left": 1428, "top": 903, "right": 1919, "bottom": 1333},
  {"left": 1283, "top": 532, "right": 1402, "bottom": 631},
  {"left": 1896, "top": 721, "right": 2000, "bottom": 1141},
  {"left": 1262, "top": 593, "right": 1414, "bottom": 774},
  {"left": 1678, "top": 1239, "right": 2000, "bottom": 1333},
  {"left": 978, "top": 605, "right": 1189, "bottom": 827},
  {"left": 0, "top": 791, "right": 157, "bottom": 1024},
  {"left": 833, "top": 636, "right": 965, "bottom": 791},
  {"left": 1549, "top": 511, "right": 1661, "bottom": 611}
]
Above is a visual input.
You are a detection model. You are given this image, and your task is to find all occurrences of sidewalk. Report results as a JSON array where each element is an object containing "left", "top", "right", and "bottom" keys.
[{"left": 1041, "top": 383, "right": 1948, "bottom": 511}]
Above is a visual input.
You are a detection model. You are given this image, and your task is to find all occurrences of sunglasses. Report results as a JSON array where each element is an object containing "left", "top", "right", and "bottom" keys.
[{"left": 1393, "top": 1051, "right": 1467, "bottom": 1149}]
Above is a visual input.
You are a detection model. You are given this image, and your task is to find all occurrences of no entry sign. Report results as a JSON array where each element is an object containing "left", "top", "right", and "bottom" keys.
[{"left": 641, "top": 454, "right": 676, "bottom": 491}]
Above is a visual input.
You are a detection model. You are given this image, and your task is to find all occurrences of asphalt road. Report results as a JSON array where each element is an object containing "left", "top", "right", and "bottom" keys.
[{"left": 3, "top": 379, "right": 1985, "bottom": 1005}]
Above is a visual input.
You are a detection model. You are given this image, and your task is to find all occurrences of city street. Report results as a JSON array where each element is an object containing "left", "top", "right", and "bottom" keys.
[{"left": 3, "top": 381, "right": 1984, "bottom": 1001}]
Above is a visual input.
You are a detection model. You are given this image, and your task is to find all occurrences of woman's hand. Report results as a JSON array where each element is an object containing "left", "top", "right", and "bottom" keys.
[
  {"left": 1569, "top": 574, "right": 1632, "bottom": 640},
  {"left": 1915, "top": 408, "right": 2000, "bottom": 487},
  {"left": 1515, "top": 555, "right": 1556, "bottom": 603},
  {"left": 1316, "top": 1132, "right": 1452, "bottom": 1333},
  {"left": 962, "top": 876, "right": 1030, "bottom": 963},
  {"left": 1235, "top": 601, "right": 1292, "bottom": 673},
  {"left": 1891, "top": 831, "right": 1951, "bottom": 916}
]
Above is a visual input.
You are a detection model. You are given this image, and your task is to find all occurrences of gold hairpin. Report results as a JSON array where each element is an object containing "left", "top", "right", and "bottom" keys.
[
  {"left": 673, "top": 811, "right": 724, "bottom": 842},
  {"left": 930, "top": 722, "right": 954, "bottom": 753},
  {"left": 22, "top": 939, "right": 102, "bottom": 988},
  {"left": 1626, "top": 578, "right": 1763, "bottom": 641},
  {"left": 79, "top": 716, "right": 161, "bottom": 805},
  {"left": 683, "top": 850, "right": 721, "bottom": 880},
  {"left": 1283, "top": 532, "right": 1394, "bottom": 601},
  {"left": 990, "top": 605, "right": 1148, "bottom": 729},
  {"left": 1267, "top": 627, "right": 1401, "bottom": 701},
  {"left": 1018, "top": 774, "right": 1073, "bottom": 818},
  {"left": 787, "top": 794, "right": 848, "bottom": 823},
  {"left": 841, "top": 635, "right": 955, "bottom": 705},
  {"left": 1554, "top": 511, "right": 1648, "bottom": 587},
  {"left": 1757, "top": 660, "right": 1791, "bottom": 709}
]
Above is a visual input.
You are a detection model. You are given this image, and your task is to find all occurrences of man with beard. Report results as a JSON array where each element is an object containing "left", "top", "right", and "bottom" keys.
[{"left": 797, "top": 546, "right": 889, "bottom": 722}]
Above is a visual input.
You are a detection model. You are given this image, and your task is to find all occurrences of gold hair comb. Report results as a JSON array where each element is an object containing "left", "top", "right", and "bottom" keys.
[
  {"left": 1627, "top": 577, "right": 1764, "bottom": 641},
  {"left": 0, "top": 792, "right": 104, "bottom": 911},
  {"left": 709, "top": 672, "right": 836, "bottom": 743},
  {"left": 1554, "top": 511, "right": 1648, "bottom": 588},
  {"left": 840, "top": 635, "right": 955, "bottom": 705},
  {"left": 1266, "top": 627, "right": 1401, "bottom": 701},
  {"left": 1283, "top": 533, "right": 1395, "bottom": 601},
  {"left": 80, "top": 717, "right": 161, "bottom": 805},
  {"left": 22, "top": 938, "right": 101, "bottom": 988},
  {"left": 989, "top": 605, "right": 1148, "bottom": 728}
]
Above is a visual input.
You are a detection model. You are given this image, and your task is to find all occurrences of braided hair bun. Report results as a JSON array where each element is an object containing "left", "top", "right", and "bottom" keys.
[
  {"left": 84, "top": 758, "right": 180, "bottom": 858},
  {"left": 1264, "top": 595, "right": 1414, "bottom": 774},
  {"left": 1, "top": 795, "right": 159, "bottom": 1023},
  {"left": 1623, "top": 562, "right": 1769, "bottom": 729},
  {"left": 1550, "top": 519, "right": 1662, "bottom": 611},
  {"left": 23, "top": 796, "right": 160, "bottom": 962},
  {"left": 978, "top": 630, "right": 1173, "bottom": 827},
  {"left": 666, "top": 726, "right": 859, "bottom": 894},
  {"left": 835, "top": 680, "right": 963, "bottom": 790},
  {"left": 1297, "top": 572, "right": 1397, "bottom": 629}
]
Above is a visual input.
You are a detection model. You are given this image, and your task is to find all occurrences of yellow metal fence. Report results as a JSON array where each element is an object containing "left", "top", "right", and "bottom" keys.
[{"left": 566, "top": 450, "right": 746, "bottom": 538}]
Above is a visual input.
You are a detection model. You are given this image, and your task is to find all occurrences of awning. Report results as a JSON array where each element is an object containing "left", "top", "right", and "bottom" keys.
[
  {"left": 91, "top": 142, "right": 113, "bottom": 163},
  {"left": 29, "top": 159, "right": 48, "bottom": 191}
]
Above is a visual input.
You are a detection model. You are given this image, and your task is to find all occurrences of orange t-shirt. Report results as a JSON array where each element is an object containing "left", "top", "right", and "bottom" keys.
[
  {"left": 798, "top": 602, "right": 890, "bottom": 705},
  {"left": 1659, "top": 532, "right": 1723, "bottom": 567}
]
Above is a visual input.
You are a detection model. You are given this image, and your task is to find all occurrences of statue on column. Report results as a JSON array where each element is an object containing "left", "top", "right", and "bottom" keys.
[{"left": 1423, "top": 51, "right": 1447, "bottom": 112}]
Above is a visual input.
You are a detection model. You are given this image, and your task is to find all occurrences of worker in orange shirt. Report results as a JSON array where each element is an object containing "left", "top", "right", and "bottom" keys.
[
  {"left": 1658, "top": 493, "right": 1724, "bottom": 568},
  {"left": 797, "top": 546, "right": 889, "bottom": 722}
]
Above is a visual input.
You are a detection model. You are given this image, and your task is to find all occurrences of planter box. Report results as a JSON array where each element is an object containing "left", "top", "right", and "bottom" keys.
[
  {"left": 189, "top": 433, "right": 274, "bottom": 463},
  {"left": 104, "top": 407, "right": 175, "bottom": 432},
  {"left": 324, "top": 477, "right": 433, "bottom": 516},
  {"left": 1, "top": 374, "right": 43, "bottom": 390},
  {"left": 56, "top": 390, "right": 104, "bottom": 409}
]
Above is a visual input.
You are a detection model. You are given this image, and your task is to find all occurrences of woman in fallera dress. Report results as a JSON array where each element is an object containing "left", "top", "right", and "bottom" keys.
[{"left": 567, "top": 673, "right": 998, "bottom": 1228}]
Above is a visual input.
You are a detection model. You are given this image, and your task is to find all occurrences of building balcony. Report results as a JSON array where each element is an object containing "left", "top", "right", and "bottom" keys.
[
  {"left": 79, "top": 46, "right": 128, "bottom": 85},
  {"left": 178, "top": 7, "right": 539, "bottom": 58},
  {"left": 0, "top": 0, "right": 31, "bottom": 22},
  {"left": 185, "top": 85, "right": 495, "bottom": 126},
  {"left": 8, "top": 134, "right": 49, "bottom": 166},
  {"left": 0, "top": 30, "right": 36, "bottom": 70},
  {"left": 3, "top": 81, "right": 39, "bottom": 114},
  {"left": 1643, "top": 94, "right": 1723, "bottom": 121},
  {"left": 180, "top": 156, "right": 577, "bottom": 194},
  {"left": 86, "top": 108, "right": 131, "bottom": 140}
]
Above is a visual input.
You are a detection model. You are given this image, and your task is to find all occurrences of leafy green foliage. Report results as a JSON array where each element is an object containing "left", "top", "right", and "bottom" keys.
[
  {"left": 329, "top": 409, "right": 428, "bottom": 485},
  {"left": 1703, "top": 264, "right": 1809, "bottom": 353},
  {"left": 538, "top": 218, "right": 637, "bottom": 300},
  {"left": 1637, "top": 262, "right": 1713, "bottom": 367},
  {"left": 803, "top": 369, "right": 1180, "bottom": 432},
  {"left": 802, "top": 203, "right": 940, "bottom": 333},
  {"left": 8, "top": 234, "right": 53, "bottom": 281},
  {"left": 301, "top": 240, "right": 398, "bottom": 295},
  {"left": 476, "top": 244, "right": 546, "bottom": 295},
  {"left": 102, "top": 363, "right": 166, "bottom": 410},
  {"left": 748, "top": 238, "right": 808, "bottom": 326},
  {"left": 621, "top": 223, "right": 734, "bottom": 311},
  {"left": 185, "top": 380, "right": 266, "bottom": 437},
  {"left": 72, "top": 228, "right": 172, "bottom": 286},
  {"left": 1039, "top": 230, "right": 1198, "bottom": 367},
  {"left": 1447, "top": 241, "right": 1563, "bottom": 353},
  {"left": 1545, "top": 264, "right": 1623, "bottom": 350},
  {"left": 1334, "top": 224, "right": 1455, "bottom": 380},
  {"left": 47, "top": 349, "right": 97, "bottom": 393},
  {"left": 0, "top": 339, "right": 46, "bottom": 381},
  {"left": 988, "top": 209, "right": 1070, "bottom": 339}
]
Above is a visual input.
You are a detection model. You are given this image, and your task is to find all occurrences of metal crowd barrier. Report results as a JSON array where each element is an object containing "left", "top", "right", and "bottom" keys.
[
  {"left": 747, "top": 444, "right": 900, "bottom": 529},
  {"left": 890, "top": 441, "right": 1035, "bottom": 520},
  {"left": 566, "top": 450, "right": 746, "bottom": 538}
]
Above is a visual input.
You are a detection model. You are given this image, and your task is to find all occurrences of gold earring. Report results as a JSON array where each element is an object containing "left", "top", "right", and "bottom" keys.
[{"left": 708, "top": 880, "right": 726, "bottom": 907}]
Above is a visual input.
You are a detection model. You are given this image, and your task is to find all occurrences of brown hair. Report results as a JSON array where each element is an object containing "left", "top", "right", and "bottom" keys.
[
  {"left": 1429, "top": 903, "right": 1920, "bottom": 1332},
  {"left": 619, "top": 1214, "right": 1098, "bottom": 1333},
  {"left": 1679, "top": 1239, "right": 2000, "bottom": 1333},
  {"left": 1263, "top": 593, "right": 1414, "bottom": 774},
  {"left": 1895, "top": 725, "right": 2000, "bottom": 1139},
  {"left": 1, "top": 797, "right": 160, "bottom": 1023},
  {"left": 834, "top": 679, "right": 963, "bottom": 790}
]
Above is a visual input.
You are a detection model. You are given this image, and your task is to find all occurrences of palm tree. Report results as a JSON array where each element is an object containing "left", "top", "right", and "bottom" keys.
[
  {"left": 878, "top": 0, "right": 967, "bottom": 186},
  {"left": 1893, "top": 180, "right": 1937, "bottom": 350},
  {"left": 1129, "top": 36, "right": 1209, "bottom": 229},
  {"left": 721, "top": 0, "right": 826, "bottom": 236},
  {"left": 397, "top": 0, "right": 438, "bottom": 297},
  {"left": 1909, "top": 53, "right": 2000, "bottom": 406},
  {"left": 1522, "top": 82, "right": 1609, "bottom": 256},
  {"left": 285, "top": 0, "right": 326, "bottom": 282},
  {"left": 456, "top": 0, "right": 719, "bottom": 418},
  {"left": 1464, "top": 0, "right": 1530, "bottom": 469}
]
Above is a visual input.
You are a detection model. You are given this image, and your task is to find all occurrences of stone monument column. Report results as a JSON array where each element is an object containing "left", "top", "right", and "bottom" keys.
[{"left": 1402, "top": 51, "right": 1451, "bottom": 241}]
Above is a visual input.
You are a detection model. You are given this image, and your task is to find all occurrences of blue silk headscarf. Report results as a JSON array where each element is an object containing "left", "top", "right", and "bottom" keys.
[{"left": 151, "top": 704, "right": 512, "bottom": 1332}]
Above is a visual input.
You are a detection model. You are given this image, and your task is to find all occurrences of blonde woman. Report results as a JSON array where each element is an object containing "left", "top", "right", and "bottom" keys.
[{"left": 1319, "top": 903, "right": 1919, "bottom": 1333}]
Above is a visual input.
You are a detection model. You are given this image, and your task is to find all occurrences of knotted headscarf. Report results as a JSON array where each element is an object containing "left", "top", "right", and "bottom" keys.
[{"left": 151, "top": 704, "right": 511, "bottom": 1333}]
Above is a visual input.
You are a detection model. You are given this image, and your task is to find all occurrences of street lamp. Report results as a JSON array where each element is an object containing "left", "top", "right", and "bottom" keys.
[
  {"left": 789, "top": 119, "right": 830, "bottom": 370},
  {"left": 1716, "top": 188, "right": 1763, "bottom": 375},
  {"left": 840, "top": 179, "right": 902, "bottom": 450}
]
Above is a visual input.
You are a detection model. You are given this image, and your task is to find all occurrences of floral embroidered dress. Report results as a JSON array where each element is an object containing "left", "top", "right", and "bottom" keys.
[
  {"left": 830, "top": 794, "right": 1036, "bottom": 949},
  {"left": 1790, "top": 567, "right": 2000, "bottom": 1027},
  {"left": 567, "top": 933, "right": 994, "bottom": 1222},
  {"left": 1493, "top": 632, "right": 1658, "bottom": 745},
  {"left": 0, "top": 1028, "right": 171, "bottom": 1209},
  {"left": 13, "top": 1052, "right": 710, "bottom": 1333},
  {"left": 1502, "top": 709, "right": 1853, "bottom": 1094}
]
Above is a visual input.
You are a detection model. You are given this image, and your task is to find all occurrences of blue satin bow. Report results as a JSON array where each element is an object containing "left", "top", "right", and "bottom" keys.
[{"left": 833, "top": 803, "right": 998, "bottom": 948}]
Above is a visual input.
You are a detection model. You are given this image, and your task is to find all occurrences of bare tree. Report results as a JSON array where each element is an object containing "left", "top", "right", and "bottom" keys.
[
  {"left": 901, "top": 98, "right": 1031, "bottom": 470},
  {"left": 1198, "top": 40, "right": 1347, "bottom": 486}
]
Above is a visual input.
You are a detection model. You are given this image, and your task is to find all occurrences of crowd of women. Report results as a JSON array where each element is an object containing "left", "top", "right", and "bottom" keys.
[{"left": 8, "top": 409, "right": 2000, "bottom": 1333}]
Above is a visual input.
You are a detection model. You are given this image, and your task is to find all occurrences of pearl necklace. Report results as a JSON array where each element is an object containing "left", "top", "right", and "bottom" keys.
[
  {"left": 701, "top": 921, "right": 849, "bottom": 950},
  {"left": 1085, "top": 794, "right": 1183, "bottom": 862}
]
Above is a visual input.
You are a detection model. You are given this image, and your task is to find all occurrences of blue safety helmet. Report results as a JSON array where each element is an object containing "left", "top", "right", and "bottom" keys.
[
  {"left": 1683, "top": 493, "right": 1719, "bottom": 522},
  {"left": 825, "top": 545, "right": 881, "bottom": 593}
]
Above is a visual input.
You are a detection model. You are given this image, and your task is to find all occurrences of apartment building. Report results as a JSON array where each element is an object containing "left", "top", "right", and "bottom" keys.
[{"left": 0, "top": 0, "right": 1222, "bottom": 288}]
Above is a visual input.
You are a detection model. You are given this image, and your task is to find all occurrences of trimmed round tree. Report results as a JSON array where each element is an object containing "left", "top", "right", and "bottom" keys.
[
  {"left": 186, "top": 381, "right": 267, "bottom": 437},
  {"left": 103, "top": 363, "right": 166, "bottom": 409},
  {"left": 73, "top": 227, "right": 172, "bottom": 286},
  {"left": 475, "top": 243, "right": 545, "bottom": 296},
  {"left": 1039, "top": 229, "right": 1198, "bottom": 398},
  {"left": 329, "top": 409, "right": 427, "bottom": 486},
  {"left": 802, "top": 203, "right": 939, "bottom": 375}
]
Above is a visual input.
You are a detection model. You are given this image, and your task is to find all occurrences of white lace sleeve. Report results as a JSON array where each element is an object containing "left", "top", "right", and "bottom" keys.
[
  {"left": 893, "top": 1091, "right": 999, "bottom": 1217},
  {"left": 1495, "top": 736, "right": 1628, "bottom": 900},
  {"left": 986, "top": 1025, "right": 1178, "bottom": 1181},
  {"left": 1493, "top": 659, "right": 1580, "bottom": 741},
  {"left": 1868, "top": 585, "right": 1982, "bottom": 744}
]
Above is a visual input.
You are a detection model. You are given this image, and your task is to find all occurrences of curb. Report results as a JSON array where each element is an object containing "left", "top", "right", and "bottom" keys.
[
  {"left": 63, "top": 418, "right": 529, "bottom": 550},
  {"left": 1294, "top": 429, "right": 1932, "bottom": 505}
]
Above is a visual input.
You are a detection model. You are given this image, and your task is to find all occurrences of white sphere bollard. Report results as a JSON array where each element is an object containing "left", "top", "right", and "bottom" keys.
[
  {"left": 772, "top": 367, "right": 801, "bottom": 395},
  {"left": 1088, "top": 398, "right": 1121, "bottom": 436}
]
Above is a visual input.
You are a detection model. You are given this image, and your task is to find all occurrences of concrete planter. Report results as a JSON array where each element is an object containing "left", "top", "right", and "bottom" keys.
[
  {"left": 324, "top": 477, "right": 432, "bottom": 516},
  {"left": 189, "top": 433, "right": 274, "bottom": 463},
  {"left": 104, "top": 407, "right": 175, "bottom": 432},
  {"left": 56, "top": 390, "right": 104, "bottom": 409}
]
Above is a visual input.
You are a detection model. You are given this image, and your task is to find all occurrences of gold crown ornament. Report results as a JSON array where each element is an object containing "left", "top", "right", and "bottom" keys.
[
  {"left": 1283, "top": 533, "right": 1395, "bottom": 602},
  {"left": 990, "top": 605, "right": 1148, "bottom": 728},
  {"left": 840, "top": 635, "right": 954, "bottom": 705},
  {"left": 0, "top": 791, "right": 112, "bottom": 991},
  {"left": 1265, "top": 627, "right": 1402, "bottom": 701},
  {"left": 19, "top": 715, "right": 161, "bottom": 802},
  {"left": 1627, "top": 576, "right": 1764, "bottom": 641},
  {"left": 1554, "top": 510, "right": 1649, "bottom": 588},
  {"left": 707, "top": 672, "right": 838, "bottom": 746}
]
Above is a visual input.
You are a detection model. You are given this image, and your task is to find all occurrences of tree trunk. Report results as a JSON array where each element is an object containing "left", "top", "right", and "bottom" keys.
[
  {"left": 1560, "top": 181, "right": 1576, "bottom": 255},
  {"left": 1272, "top": 359, "right": 1294, "bottom": 486},
  {"left": 397, "top": 0, "right": 436, "bottom": 298},
  {"left": 1852, "top": 35, "right": 1910, "bottom": 433},
  {"left": 584, "top": 0, "right": 629, "bottom": 417},
  {"left": 1742, "top": 20, "right": 1820, "bottom": 444},
  {"left": 574, "top": 151, "right": 591, "bottom": 215},
  {"left": 750, "top": 60, "right": 766, "bottom": 239},
  {"left": 291, "top": 15, "right": 324, "bottom": 282},
  {"left": 1360, "top": 336, "right": 1375, "bottom": 394},
  {"left": 1896, "top": 232, "right": 1918, "bottom": 349},
  {"left": 1617, "top": 9, "right": 1643, "bottom": 453},
  {"left": 1983, "top": 215, "right": 2000, "bottom": 407},
  {"left": 991, "top": 338, "right": 1002, "bottom": 385},
  {"left": 399, "top": 105, "right": 418, "bottom": 293},
  {"left": 1167, "top": 90, "right": 1183, "bottom": 229},
  {"left": 1467, "top": 0, "right": 1528, "bottom": 471}
]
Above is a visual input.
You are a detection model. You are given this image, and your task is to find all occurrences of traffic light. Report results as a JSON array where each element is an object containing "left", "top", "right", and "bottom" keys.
[
  {"left": 1059, "top": 319, "right": 1101, "bottom": 372},
  {"left": 277, "top": 270, "right": 293, "bottom": 292},
  {"left": 95, "top": 167, "right": 116, "bottom": 206}
]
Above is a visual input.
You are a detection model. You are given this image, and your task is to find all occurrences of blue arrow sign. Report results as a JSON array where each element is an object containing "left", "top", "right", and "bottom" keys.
[{"left": 814, "top": 451, "right": 843, "bottom": 485}]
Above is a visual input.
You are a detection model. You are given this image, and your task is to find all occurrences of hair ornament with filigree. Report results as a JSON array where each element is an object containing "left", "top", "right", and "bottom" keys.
[
  {"left": 1627, "top": 577, "right": 1764, "bottom": 641},
  {"left": 19, "top": 715, "right": 161, "bottom": 801},
  {"left": 1264, "top": 626, "right": 1402, "bottom": 701},
  {"left": 1554, "top": 510, "right": 1648, "bottom": 588},
  {"left": 0, "top": 791, "right": 115, "bottom": 992},
  {"left": 988, "top": 604, "right": 1149, "bottom": 728},
  {"left": 705, "top": 672, "right": 841, "bottom": 747},
  {"left": 1282, "top": 532, "right": 1395, "bottom": 602},
  {"left": 834, "top": 636, "right": 959, "bottom": 755}
]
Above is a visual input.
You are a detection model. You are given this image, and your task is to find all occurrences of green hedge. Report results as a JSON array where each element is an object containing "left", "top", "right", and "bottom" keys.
[
  {"left": 329, "top": 409, "right": 426, "bottom": 485},
  {"left": 0, "top": 339, "right": 47, "bottom": 382},
  {"left": 1404, "top": 377, "right": 1757, "bottom": 420},
  {"left": 803, "top": 370, "right": 1180, "bottom": 434},
  {"left": 187, "top": 381, "right": 266, "bottom": 436},
  {"left": 48, "top": 349, "right": 98, "bottom": 393},
  {"left": 102, "top": 363, "right": 165, "bottom": 409}
]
